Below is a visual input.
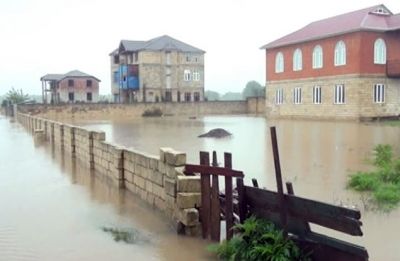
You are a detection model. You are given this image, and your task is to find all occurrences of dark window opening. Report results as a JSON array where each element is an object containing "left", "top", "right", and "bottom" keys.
[
  {"left": 87, "top": 92, "right": 92, "bottom": 101},
  {"left": 86, "top": 80, "right": 92, "bottom": 87},
  {"left": 68, "top": 92, "right": 74, "bottom": 102},
  {"left": 165, "top": 91, "right": 172, "bottom": 102},
  {"left": 184, "top": 92, "right": 191, "bottom": 102},
  {"left": 114, "top": 55, "right": 119, "bottom": 64},
  {"left": 194, "top": 92, "right": 200, "bottom": 102},
  {"left": 68, "top": 79, "right": 74, "bottom": 87}
]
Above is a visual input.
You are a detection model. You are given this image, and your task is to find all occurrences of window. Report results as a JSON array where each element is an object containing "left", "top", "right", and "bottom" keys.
[
  {"left": 114, "top": 55, "right": 119, "bottom": 64},
  {"left": 275, "top": 88, "right": 283, "bottom": 104},
  {"left": 293, "top": 87, "right": 302, "bottom": 104},
  {"left": 194, "top": 92, "right": 200, "bottom": 102},
  {"left": 165, "top": 91, "right": 172, "bottom": 102},
  {"left": 166, "top": 51, "right": 171, "bottom": 65},
  {"left": 334, "top": 84, "right": 345, "bottom": 104},
  {"left": 312, "top": 45, "right": 323, "bottom": 69},
  {"left": 184, "top": 92, "right": 191, "bottom": 102},
  {"left": 68, "top": 79, "right": 74, "bottom": 87},
  {"left": 113, "top": 71, "right": 119, "bottom": 83},
  {"left": 193, "top": 70, "right": 200, "bottom": 81},
  {"left": 186, "top": 54, "right": 191, "bottom": 62},
  {"left": 184, "top": 69, "right": 191, "bottom": 81},
  {"left": 313, "top": 86, "right": 322, "bottom": 104},
  {"left": 293, "top": 49, "right": 302, "bottom": 71},
  {"left": 68, "top": 92, "right": 74, "bottom": 102},
  {"left": 86, "top": 80, "right": 92, "bottom": 87},
  {"left": 275, "top": 52, "right": 284, "bottom": 73},
  {"left": 334, "top": 41, "right": 346, "bottom": 66},
  {"left": 86, "top": 92, "right": 92, "bottom": 102},
  {"left": 373, "top": 84, "right": 385, "bottom": 103},
  {"left": 374, "top": 38, "right": 386, "bottom": 64},
  {"left": 193, "top": 56, "right": 199, "bottom": 63}
]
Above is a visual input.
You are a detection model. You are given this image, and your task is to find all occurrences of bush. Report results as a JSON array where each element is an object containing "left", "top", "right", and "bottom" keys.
[
  {"left": 208, "top": 216, "right": 310, "bottom": 261},
  {"left": 374, "top": 184, "right": 400, "bottom": 209},
  {"left": 348, "top": 172, "right": 379, "bottom": 191},
  {"left": 142, "top": 108, "right": 162, "bottom": 117}
]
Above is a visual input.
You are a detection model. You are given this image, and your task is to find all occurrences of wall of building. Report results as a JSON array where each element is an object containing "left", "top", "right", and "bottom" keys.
[
  {"left": 58, "top": 78, "right": 99, "bottom": 103},
  {"left": 18, "top": 101, "right": 250, "bottom": 120},
  {"left": 16, "top": 113, "right": 202, "bottom": 236}
]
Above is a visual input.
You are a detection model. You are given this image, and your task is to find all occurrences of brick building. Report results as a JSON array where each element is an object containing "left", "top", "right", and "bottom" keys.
[
  {"left": 110, "top": 35, "right": 205, "bottom": 103},
  {"left": 41, "top": 70, "right": 100, "bottom": 104},
  {"left": 262, "top": 5, "right": 400, "bottom": 120}
]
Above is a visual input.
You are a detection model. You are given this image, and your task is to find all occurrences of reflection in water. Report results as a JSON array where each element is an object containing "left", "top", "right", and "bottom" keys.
[{"left": 72, "top": 115, "right": 400, "bottom": 261}]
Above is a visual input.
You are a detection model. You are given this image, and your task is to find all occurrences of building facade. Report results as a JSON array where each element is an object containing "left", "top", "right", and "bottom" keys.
[
  {"left": 110, "top": 35, "right": 205, "bottom": 103},
  {"left": 262, "top": 5, "right": 400, "bottom": 120},
  {"left": 41, "top": 70, "right": 100, "bottom": 103}
]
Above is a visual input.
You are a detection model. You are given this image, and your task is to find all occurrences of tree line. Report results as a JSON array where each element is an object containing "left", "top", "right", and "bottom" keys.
[{"left": 205, "top": 81, "right": 265, "bottom": 101}]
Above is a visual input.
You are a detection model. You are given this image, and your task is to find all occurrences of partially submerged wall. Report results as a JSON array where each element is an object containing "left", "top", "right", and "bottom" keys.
[{"left": 16, "top": 112, "right": 202, "bottom": 236}]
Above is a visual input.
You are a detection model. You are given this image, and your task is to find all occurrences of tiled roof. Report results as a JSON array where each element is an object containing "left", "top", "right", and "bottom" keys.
[
  {"left": 117, "top": 35, "right": 205, "bottom": 54},
  {"left": 261, "top": 4, "right": 400, "bottom": 49},
  {"left": 40, "top": 74, "right": 64, "bottom": 81},
  {"left": 40, "top": 70, "right": 100, "bottom": 82}
]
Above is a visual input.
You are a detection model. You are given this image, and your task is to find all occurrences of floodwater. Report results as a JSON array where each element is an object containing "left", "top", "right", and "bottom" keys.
[
  {"left": 71, "top": 115, "right": 400, "bottom": 261},
  {"left": 0, "top": 116, "right": 211, "bottom": 261}
]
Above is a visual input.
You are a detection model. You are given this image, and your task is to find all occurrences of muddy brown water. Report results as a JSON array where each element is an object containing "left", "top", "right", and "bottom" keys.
[
  {"left": 0, "top": 116, "right": 211, "bottom": 261},
  {"left": 68, "top": 115, "right": 400, "bottom": 261}
]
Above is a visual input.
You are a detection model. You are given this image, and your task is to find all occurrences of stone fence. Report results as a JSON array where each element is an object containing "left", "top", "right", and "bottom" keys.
[{"left": 17, "top": 112, "right": 201, "bottom": 236}]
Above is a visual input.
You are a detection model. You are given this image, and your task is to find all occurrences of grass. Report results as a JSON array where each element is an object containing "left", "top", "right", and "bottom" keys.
[
  {"left": 348, "top": 144, "right": 400, "bottom": 210},
  {"left": 207, "top": 216, "right": 311, "bottom": 261}
]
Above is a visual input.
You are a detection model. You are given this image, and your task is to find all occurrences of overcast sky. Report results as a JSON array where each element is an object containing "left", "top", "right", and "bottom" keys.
[{"left": 1, "top": 0, "right": 399, "bottom": 96}]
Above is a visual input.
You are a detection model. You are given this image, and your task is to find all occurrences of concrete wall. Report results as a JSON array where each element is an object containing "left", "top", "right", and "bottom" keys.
[
  {"left": 18, "top": 101, "right": 250, "bottom": 120},
  {"left": 16, "top": 112, "right": 201, "bottom": 236}
]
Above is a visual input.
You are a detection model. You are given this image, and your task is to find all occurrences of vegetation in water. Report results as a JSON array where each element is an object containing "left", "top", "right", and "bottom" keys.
[
  {"left": 102, "top": 227, "right": 150, "bottom": 244},
  {"left": 348, "top": 144, "right": 400, "bottom": 210},
  {"left": 207, "top": 216, "right": 311, "bottom": 261},
  {"left": 142, "top": 108, "right": 163, "bottom": 117}
]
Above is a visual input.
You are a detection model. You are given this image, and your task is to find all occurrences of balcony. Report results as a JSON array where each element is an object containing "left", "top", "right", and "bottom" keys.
[{"left": 387, "top": 60, "right": 400, "bottom": 78}]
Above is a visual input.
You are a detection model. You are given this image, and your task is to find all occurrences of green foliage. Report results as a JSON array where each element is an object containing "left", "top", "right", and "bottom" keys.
[
  {"left": 142, "top": 108, "right": 163, "bottom": 117},
  {"left": 348, "top": 144, "right": 400, "bottom": 210},
  {"left": 208, "top": 216, "right": 310, "bottom": 261},
  {"left": 242, "top": 81, "right": 265, "bottom": 99},
  {"left": 205, "top": 90, "right": 220, "bottom": 101},
  {"left": 102, "top": 227, "right": 150, "bottom": 244},
  {"left": 5, "top": 87, "right": 30, "bottom": 104}
]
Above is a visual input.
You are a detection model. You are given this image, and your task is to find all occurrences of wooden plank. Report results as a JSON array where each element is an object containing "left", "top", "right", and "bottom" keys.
[
  {"left": 224, "top": 153, "right": 234, "bottom": 240},
  {"left": 200, "top": 151, "right": 211, "bottom": 239},
  {"left": 236, "top": 178, "right": 246, "bottom": 224},
  {"left": 286, "top": 182, "right": 310, "bottom": 233},
  {"left": 251, "top": 178, "right": 259, "bottom": 188},
  {"left": 245, "top": 186, "right": 363, "bottom": 236},
  {"left": 210, "top": 151, "right": 221, "bottom": 241},
  {"left": 270, "top": 126, "right": 288, "bottom": 237},
  {"left": 185, "top": 164, "right": 244, "bottom": 178}
]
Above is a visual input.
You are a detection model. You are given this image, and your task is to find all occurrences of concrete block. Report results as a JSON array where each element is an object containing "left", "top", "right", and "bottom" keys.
[
  {"left": 184, "top": 223, "right": 201, "bottom": 237},
  {"left": 165, "top": 194, "right": 176, "bottom": 209},
  {"left": 165, "top": 165, "right": 177, "bottom": 178},
  {"left": 150, "top": 170, "right": 164, "bottom": 186},
  {"left": 160, "top": 147, "right": 173, "bottom": 163},
  {"left": 164, "top": 177, "right": 176, "bottom": 197},
  {"left": 177, "top": 176, "right": 201, "bottom": 193},
  {"left": 154, "top": 197, "right": 166, "bottom": 211},
  {"left": 92, "top": 131, "right": 105, "bottom": 141},
  {"left": 152, "top": 183, "right": 164, "bottom": 199},
  {"left": 165, "top": 150, "right": 186, "bottom": 167},
  {"left": 158, "top": 161, "right": 166, "bottom": 174},
  {"left": 134, "top": 175, "right": 146, "bottom": 189},
  {"left": 125, "top": 170, "right": 134, "bottom": 183},
  {"left": 148, "top": 156, "right": 159, "bottom": 170},
  {"left": 145, "top": 180, "right": 153, "bottom": 193},
  {"left": 124, "top": 159, "right": 135, "bottom": 173},
  {"left": 175, "top": 208, "right": 200, "bottom": 226},
  {"left": 176, "top": 192, "right": 201, "bottom": 209}
]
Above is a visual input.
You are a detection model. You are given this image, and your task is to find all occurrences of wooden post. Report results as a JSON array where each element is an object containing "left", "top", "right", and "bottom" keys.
[
  {"left": 286, "top": 182, "right": 311, "bottom": 233},
  {"left": 210, "top": 151, "right": 221, "bottom": 241},
  {"left": 200, "top": 151, "right": 211, "bottom": 239},
  {"left": 224, "top": 152, "right": 234, "bottom": 240},
  {"left": 251, "top": 178, "right": 259, "bottom": 188},
  {"left": 236, "top": 178, "right": 246, "bottom": 223},
  {"left": 270, "top": 126, "right": 288, "bottom": 237}
]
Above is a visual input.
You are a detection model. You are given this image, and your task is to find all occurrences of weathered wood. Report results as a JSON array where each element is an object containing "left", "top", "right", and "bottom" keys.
[
  {"left": 270, "top": 126, "right": 288, "bottom": 237},
  {"left": 185, "top": 164, "right": 244, "bottom": 178},
  {"left": 210, "top": 151, "right": 221, "bottom": 241},
  {"left": 245, "top": 186, "right": 363, "bottom": 236},
  {"left": 236, "top": 178, "right": 246, "bottom": 223},
  {"left": 200, "top": 151, "right": 211, "bottom": 239},
  {"left": 224, "top": 153, "right": 234, "bottom": 240},
  {"left": 251, "top": 178, "right": 259, "bottom": 188},
  {"left": 286, "top": 182, "right": 310, "bottom": 233}
]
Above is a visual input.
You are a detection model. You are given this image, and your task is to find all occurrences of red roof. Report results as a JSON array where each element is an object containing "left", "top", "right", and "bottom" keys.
[{"left": 262, "top": 4, "right": 400, "bottom": 49}]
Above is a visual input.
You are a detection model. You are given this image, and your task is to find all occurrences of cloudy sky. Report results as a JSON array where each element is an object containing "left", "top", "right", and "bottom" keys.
[{"left": 1, "top": 0, "right": 399, "bottom": 96}]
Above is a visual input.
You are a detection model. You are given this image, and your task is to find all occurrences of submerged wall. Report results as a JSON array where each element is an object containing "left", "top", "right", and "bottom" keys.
[{"left": 17, "top": 112, "right": 202, "bottom": 236}]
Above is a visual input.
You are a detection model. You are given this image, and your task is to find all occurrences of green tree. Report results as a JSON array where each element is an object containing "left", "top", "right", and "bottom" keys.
[
  {"left": 205, "top": 90, "right": 220, "bottom": 101},
  {"left": 242, "top": 81, "right": 264, "bottom": 99},
  {"left": 5, "top": 87, "right": 30, "bottom": 104}
]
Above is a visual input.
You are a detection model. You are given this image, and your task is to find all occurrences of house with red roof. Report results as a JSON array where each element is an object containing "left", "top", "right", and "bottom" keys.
[{"left": 261, "top": 4, "right": 400, "bottom": 120}]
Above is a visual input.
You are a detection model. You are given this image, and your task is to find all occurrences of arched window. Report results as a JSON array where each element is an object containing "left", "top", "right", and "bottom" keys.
[
  {"left": 275, "top": 52, "right": 284, "bottom": 73},
  {"left": 293, "top": 48, "right": 302, "bottom": 71},
  {"left": 312, "top": 45, "right": 323, "bottom": 69},
  {"left": 374, "top": 38, "right": 386, "bottom": 64},
  {"left": 334, "top": 41, "right": 346, "bottom": 66}
]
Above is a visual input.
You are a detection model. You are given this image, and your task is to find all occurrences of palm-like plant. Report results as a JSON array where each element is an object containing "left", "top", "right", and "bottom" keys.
[{"left": 5, "top": 87, "right": 30, "bottom": 104}]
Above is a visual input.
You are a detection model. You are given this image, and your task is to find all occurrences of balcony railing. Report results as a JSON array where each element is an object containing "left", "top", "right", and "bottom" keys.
[{"left": 387, "top": 60, "right": 400, "bottom": 78}]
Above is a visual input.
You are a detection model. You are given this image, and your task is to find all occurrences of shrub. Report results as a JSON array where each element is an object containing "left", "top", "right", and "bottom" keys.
[
  {"left": 142, "top": 108, "right": 162, "bottom": 117},
  {"left": 348, "top": 172, "right": 378, "bottom": 191},
  {"left": 374, "top": 184, "right": 400, "bottom": 209}
]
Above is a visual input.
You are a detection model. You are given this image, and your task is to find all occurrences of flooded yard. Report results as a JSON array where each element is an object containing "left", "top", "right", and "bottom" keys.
[
  {"left": 0, "top": 116, "right": 210, "bottom": 261},
  {"left": 70, "top": 115, "right": 400, "bottom": 261}
]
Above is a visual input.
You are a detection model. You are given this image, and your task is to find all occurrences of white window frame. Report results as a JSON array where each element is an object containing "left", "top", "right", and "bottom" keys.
[
  {"left": 275, "top": 88, "right": 283, "bottom": 105},
  {"left": 373, "top": 84, "right": 385, "bottom": 103},
  {"left": 275, "top": 52, "right": 284, "bottom": 73},
  {"left": 184, "top": 69, "right": 191, "bottom": 81},
  {"left": 374, "top": 38, "right": 387, "bottom": 64},
  {"left": 334, "top": 41, "right": 346, "bottom": 66},
  {"left": 293, "top": 48, "right": 303, "bottom": 71},
  {"left": 293, "top": 87, "right": 302, "bottom": 104},
  {"left": 313, "top": 85, "right": 322, "bottom": 104},
  {"left": 334, "top": 84, "right": 345, "bottom": 104},
  {"left": 192, "top": 70, "right": 200, "bottom": 81},
  {"left": 312, "top": 45, "right": 323, "bottom": 69}
]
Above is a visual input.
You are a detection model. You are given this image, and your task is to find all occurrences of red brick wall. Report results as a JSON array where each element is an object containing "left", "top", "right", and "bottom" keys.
[
  {"left": 58, "top": 77, "right": 99, "bottom": 91},
  {"left": 266, "top": 31, "right": 400, "bottom": 81}
]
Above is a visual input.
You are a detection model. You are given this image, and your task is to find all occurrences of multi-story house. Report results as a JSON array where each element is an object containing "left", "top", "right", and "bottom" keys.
[
  {"left": 40, "top": 70, "right": 100, "bottom": 103},
  {"left": 262, "top": 4, "right": 400, "bottom": 120},
  {"left": 110, "top": 35, "right": 205, "bottom": 103}
]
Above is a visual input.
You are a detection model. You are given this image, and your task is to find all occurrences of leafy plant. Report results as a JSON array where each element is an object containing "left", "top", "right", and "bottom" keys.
[
  {"left": 5, "top": 87, "right": 30, "bottom": 104},
  {"left": 208, "top": 216, "right": 310, "bottom": 261}
]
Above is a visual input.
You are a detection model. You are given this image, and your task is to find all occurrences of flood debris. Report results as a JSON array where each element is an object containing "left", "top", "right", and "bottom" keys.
[
  {"left": 198, "top": 128, "right": 232, "bottom": 138},
  {"left": 101, "top": 227, "right": 151, "bottom": 244}
]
